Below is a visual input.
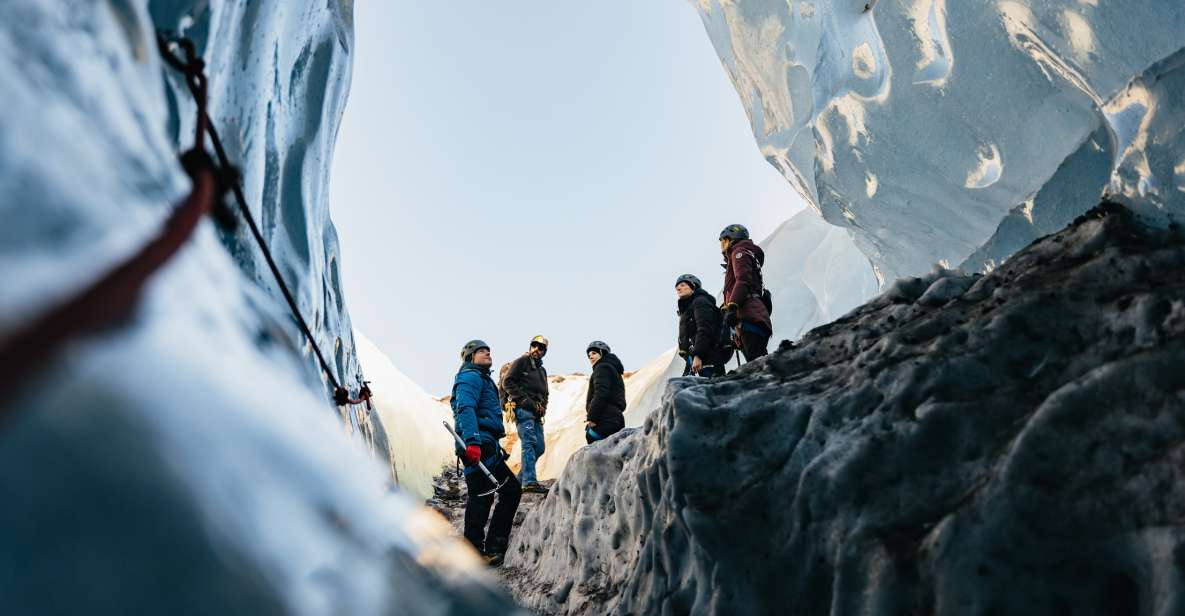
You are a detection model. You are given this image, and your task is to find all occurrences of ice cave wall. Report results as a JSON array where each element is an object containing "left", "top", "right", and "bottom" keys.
[
  {"left": 693, "top": 0, "right": 1185, "bottom": 280},
  {"left": 0, "top": 2, "right": 518, "bottom": 613}
]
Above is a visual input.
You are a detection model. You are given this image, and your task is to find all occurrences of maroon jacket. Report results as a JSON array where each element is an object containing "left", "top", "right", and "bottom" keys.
[{"left": 723, "top": 239, "right": 773, "bottom": 333}]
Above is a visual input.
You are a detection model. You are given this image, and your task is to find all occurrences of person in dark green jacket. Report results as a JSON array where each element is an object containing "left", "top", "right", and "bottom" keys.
[{"left": 451, "top": 340, "right": 521, "bottom": 566}]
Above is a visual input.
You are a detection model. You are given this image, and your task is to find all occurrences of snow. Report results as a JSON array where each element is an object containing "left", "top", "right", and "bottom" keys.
[
  {"left": 355, "top": 331, "right": 454, "bottom": 502},
  {"left": 0, "top": 2, "right": 519, "bottom": 613},
  {"left": 502, "top": 203, "right": 1185, "bottom": 614},
  {"left": 693, "top": 0, "right": 1185, "bottom": 280}
]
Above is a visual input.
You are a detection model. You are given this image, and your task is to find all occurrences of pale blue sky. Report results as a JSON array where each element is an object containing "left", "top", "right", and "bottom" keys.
[{"left": 330, "top": 1, "right": 804, "bottom": 394}]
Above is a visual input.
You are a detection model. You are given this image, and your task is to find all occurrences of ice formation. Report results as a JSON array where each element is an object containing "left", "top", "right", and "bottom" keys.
[
  {"left": 693, "top": 0, "right": 1185, "bottom": 280},
  {"left": 760, "top": 208, "right": 880, "bottom": 343},
  {"left": 0, "top": 2, "right": 518, "bottom": 613},
  {"left": 504, "top": 204, "right": 1185, "bottom": 615},
  {"left": 355, "top": 332, "right": 454, "bottom": 502}
]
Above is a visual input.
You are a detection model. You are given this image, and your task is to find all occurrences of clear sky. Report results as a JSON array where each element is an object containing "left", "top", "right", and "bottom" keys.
[{"left": 329, "top": 1, "right": 804, "bottom": 394}]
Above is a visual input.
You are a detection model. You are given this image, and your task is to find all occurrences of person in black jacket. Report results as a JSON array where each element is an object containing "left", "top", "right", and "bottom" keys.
[
  {"left": 584, "top": 340, "right": 626, "bottom": 444},
  {"left": 675, "top": 274, "right": 729, "bottom": 378},
  {"left": 502, "top": 335, "right": 550, "bottom": 493}
]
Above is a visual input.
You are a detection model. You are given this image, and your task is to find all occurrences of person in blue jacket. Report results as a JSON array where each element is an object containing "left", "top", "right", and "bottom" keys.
[{"left": 451, "top": 339, "right": 521, "bottom": 566}]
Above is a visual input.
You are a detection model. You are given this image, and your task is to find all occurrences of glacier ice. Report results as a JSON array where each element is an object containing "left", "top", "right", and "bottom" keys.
[
  {"left": 760, "top": 208, "right": 880, "bottom": 343},
  {"left": 693, "top": 0, "right": 1185, "bottom": 280},
  {"left": 503, "top": 204, "right": 1185, "bottom": 615},
  {"left": 0, "top": 1, "right": 519, "bottom": 613},
  {"left": 355, "top": 331, "right": 454, "bottom": 502}
]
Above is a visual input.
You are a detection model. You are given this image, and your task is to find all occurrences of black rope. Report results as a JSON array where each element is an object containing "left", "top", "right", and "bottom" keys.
[{"left": 157, "top": 33, "right": 354, "bottom": 403}]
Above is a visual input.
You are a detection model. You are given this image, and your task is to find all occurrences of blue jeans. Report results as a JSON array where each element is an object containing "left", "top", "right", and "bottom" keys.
[{"left": 515, "top": 408, "right": 545, "bottom": 485}]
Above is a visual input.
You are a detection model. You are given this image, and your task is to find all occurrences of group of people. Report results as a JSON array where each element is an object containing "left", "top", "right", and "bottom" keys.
[
  {"left": 448, "top": 224, "right": 773, "bottom": 566},
  {"left": 677, "top": 223, "right": 773, "bottom": 377}
]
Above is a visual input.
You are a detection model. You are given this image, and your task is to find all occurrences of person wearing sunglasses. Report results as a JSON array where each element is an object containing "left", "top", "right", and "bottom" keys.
[{"left": 502, "top": 335, "right": 551, "bottom": 494}]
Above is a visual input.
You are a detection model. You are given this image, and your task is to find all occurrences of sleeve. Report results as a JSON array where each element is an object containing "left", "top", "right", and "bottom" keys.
[
  {"left": 691, "top": 297, "right": 717, "bottom": 360},
  {"left": 452, "top": 372, "right": 481, "bottom": 445},
  {"left": 502, "top": 357, "right": 529, "bottom": 405},
  {"left": 586, "top": 365, "right": 611, "bottom": 424},
  {"left": 540, "top": 366, "right": 549, "bottom": 407},
  {"left": 725, "top": 248, "right": 758, "bottom": 306}
]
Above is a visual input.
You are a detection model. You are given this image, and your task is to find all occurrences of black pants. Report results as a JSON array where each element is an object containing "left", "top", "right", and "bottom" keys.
[
  {"left": 463, "top": 451, "right": 521, "bottom": 554},
  {"left": 738, "top": 328, "right": 770, "bottom": 362}
]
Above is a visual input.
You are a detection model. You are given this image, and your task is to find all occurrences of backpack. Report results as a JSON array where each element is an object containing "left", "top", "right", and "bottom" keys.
[
  {"left": 496, "top": 361, "right": 513, "bottom": 407},
  {"left": 760, "top": 288, "right": 774, "bottom": 315}
]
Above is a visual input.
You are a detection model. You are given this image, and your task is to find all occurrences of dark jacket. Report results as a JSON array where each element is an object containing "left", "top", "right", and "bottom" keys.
[
  {"left": 451, "top": 363, "right": 505, "bottom": 449},
  {"left": 586, "top": 353, "right": 626, "bottom": 436},
  {"left": 678, "top": 288, "right": 724, "bottom": 365},
  {"left": 723, "top": 239, "right": 773, "bottom": 333},
  {"left": 503, "top": 353, "right": 549, "bottom": 415}
]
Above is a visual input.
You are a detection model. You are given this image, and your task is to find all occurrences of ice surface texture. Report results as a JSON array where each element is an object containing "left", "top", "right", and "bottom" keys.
[
  {"left": 504, "top": 204, "right": 1185, "bottom": 615},
  {"left": 693, "top": 0, "right": 1185, "bottom": 281},
  {"left": 0, "top": 2, "right": 518, "bottom": 613}
]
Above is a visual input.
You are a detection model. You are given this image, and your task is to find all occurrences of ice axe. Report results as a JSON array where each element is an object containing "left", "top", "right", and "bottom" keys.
[{"left": 441, "top": 421, "right": 507, "bottom": 497}]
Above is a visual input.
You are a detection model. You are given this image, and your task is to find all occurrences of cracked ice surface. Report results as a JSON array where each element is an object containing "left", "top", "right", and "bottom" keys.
[
  {"left": 0, "top": 2, "right": 518, "bottom": 613},
  {"left": 693, "top": 0, "right": 1185, "bottom": 280}
]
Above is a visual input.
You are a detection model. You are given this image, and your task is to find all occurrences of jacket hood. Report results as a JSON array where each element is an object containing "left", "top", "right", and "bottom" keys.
[
  {"left": 597, "top": 353, "right": 625, "bottom": 375},
  {"left": 678, "top": 287, "right": 716, "bottom": 313},
  {"left": 728, "top": 238, "right": 765, "bottom": 264}
]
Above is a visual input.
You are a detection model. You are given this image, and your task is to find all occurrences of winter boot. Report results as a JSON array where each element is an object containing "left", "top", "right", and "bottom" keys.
[
  {"left": 522, "top": 482, "right": 550, "bottom": 495},
  {"left": 483, "top": 536, "right": 509, "bottom": 567}
]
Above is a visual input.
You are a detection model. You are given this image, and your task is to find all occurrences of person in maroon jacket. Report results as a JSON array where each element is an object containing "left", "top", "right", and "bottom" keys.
[{"left": 719, "top": 224, "right": 773, "bottom": 361}]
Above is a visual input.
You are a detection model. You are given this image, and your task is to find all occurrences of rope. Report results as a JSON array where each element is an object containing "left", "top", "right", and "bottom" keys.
[
  {"left": 0, "top": 43, "right": 219, "bottom": 416},
  {"left": 157, "top": 33, "right": 363, "bottom": 406},
  {"left": 0, "top": 34, "right": 370, "bottom": 419}
]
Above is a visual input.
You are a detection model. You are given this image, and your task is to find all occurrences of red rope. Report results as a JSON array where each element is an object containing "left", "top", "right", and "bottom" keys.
[
  {"left": 0, "top": 40, "right": 218, "bottom": 418},
  {"left": 0, "top": 166, "right": 217, "bottom": 413},
  {"left": 0, "top": 35, "right": 372, "bottom": 418}
]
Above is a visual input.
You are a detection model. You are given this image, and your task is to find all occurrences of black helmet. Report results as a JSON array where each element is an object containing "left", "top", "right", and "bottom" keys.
[
  {"left": 460, "top": 339, "right": 490, "bottom": 362},
  {"left": 586, "top": 340, "right": 611, "bottom": 355},
  {"left": 719, "top": 224, "right": 750, "bottom": 242},
  {"left": 675, "top": 274, "right": 702, "bottom": 290}
]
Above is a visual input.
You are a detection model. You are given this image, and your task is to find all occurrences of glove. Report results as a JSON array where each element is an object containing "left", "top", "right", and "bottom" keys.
[
  {"left": 724, "top": 305, "right": 739, "bottom": 328},
  {"left": 464, "top": 444, "right": 482, "bottom": 465}
]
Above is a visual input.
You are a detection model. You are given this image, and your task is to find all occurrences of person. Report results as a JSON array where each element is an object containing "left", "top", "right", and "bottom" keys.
[
  {"left": 451, "top": 339, "right": 521, "bottom": 566},
  {"left": 719, "top": 224, "right": 773, "bottom": 361},
  {"left": 584, "top": 341, "right": 626, "bottom": 444},
  {"left": 675, "top": 274, "right": 729, "bottom": 378},
  {"left": 502, "top": 335, "right": 550, "bottom": 494}
]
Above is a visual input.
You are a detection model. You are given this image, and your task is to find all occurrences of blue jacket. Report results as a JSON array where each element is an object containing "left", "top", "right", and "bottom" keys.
[{"left": 451, "top": 362, "right": 505, "bottom": 448}]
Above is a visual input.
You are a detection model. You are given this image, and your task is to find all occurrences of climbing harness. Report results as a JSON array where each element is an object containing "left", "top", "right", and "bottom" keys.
[{"left": 0, "top": 34, "right": 370, "bottom": 420}]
